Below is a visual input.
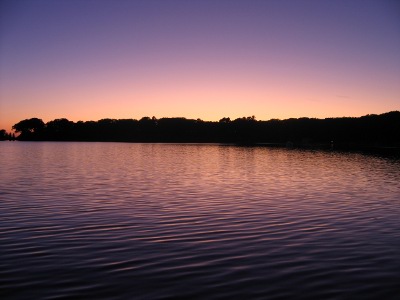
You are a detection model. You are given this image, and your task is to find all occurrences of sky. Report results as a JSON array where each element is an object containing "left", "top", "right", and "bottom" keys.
[{"left": 0, "top": 0, "right": 399, "bottom": 132}]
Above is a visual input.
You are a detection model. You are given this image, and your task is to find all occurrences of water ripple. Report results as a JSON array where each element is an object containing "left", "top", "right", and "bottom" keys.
[{"left": 1, "top": 143, "right": 399, "bottom": 299}]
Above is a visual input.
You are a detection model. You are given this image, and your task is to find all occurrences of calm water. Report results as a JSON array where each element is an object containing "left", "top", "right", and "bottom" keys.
[{"left": 1, "top": 142, "right": 399, "bottom": 299}]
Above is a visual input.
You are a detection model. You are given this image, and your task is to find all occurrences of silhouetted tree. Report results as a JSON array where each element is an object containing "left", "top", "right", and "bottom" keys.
[
  {"left": 219, "top": 117, "right": 231, "bottom": 123},
  {"left": 0, "top": 129, "right": 7, "bottom": 141},
  {"left": 46, "top": 118, "right": 75, "bottom": 140},
  {"left": 12, "top": 118, "right": 45, "bottom": 140}
]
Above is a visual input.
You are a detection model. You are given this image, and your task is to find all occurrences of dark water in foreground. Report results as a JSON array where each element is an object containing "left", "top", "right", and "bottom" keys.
[{"left": 0, "top": 142, "right": 399, "bottom": 299}]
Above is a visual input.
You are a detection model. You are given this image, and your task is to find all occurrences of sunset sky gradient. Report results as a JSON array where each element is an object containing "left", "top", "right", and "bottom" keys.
[{"left": 1, "top": 0, "right": 399, "bottom": 131}]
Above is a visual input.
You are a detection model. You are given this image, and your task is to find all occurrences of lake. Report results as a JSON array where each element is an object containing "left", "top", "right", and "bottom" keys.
[{"left": 1, "top": 142, "right": 399, "bottom": 299}]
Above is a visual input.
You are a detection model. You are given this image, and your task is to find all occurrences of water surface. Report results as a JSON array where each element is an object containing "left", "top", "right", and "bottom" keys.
[{"left": 1, "top": 142, "right": 399, "bottom": 299}]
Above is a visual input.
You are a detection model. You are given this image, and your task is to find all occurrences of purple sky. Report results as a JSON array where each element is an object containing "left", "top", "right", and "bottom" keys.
[{"left": 1, "top": 0, "right": 399, "bottom": 131}]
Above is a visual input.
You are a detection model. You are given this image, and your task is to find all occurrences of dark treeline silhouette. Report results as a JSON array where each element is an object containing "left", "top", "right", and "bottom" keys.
[
  {"left": 9, "top": 111, "right": 400, "bottom": 150},
  {"left": 0, "top": 129, "right": 15, "bottom": 141}
]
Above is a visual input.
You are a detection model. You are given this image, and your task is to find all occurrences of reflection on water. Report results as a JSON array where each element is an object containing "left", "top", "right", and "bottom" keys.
[{"left": 0, "top": 142, "right": 399, "bottom": 299}]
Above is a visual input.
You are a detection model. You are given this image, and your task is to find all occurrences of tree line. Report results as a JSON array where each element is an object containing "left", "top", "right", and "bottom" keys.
[
  {"left": 0, "top": 130, "right": 15, "bottom": 141},
  {"left": 3, "top": 111, "right": 400, "bottom": 149}
]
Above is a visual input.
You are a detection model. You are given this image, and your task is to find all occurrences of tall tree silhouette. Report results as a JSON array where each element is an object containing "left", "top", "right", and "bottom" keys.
[
  {"left": 12, "top": 118, "right": 45, "bottom": 140},
  {"left": 0, "top": 129, "right": 7, "bottom": 141}
]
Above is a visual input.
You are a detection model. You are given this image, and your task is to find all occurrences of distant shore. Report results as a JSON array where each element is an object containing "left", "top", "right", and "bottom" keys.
[{"left": 2, "top": 111, "right": 399, "bottom": 156}]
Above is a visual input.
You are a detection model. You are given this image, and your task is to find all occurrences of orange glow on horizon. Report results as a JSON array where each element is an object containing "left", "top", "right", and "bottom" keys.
[{"left": 1, "top": 1, "right": 399, "bottom": 133}]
